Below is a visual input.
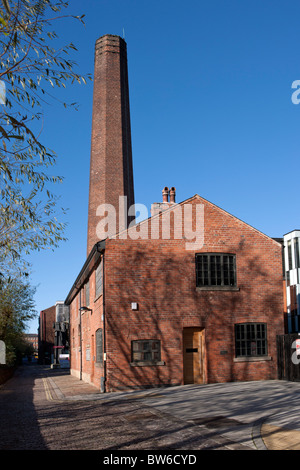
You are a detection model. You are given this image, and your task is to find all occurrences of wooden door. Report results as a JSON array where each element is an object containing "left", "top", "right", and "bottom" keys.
[{"left": 183, "top": 328, "right": 205, "bottom": 384}]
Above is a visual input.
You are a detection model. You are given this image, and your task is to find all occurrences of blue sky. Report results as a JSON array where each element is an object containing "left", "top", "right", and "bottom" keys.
[{"left": 26, "top": 0, "right": 300, "bottom": 332}]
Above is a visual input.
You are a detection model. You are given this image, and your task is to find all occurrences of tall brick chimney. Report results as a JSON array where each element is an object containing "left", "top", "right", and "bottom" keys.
[{"left": 87, "top": 34, "right": 135, "bottom": 254}]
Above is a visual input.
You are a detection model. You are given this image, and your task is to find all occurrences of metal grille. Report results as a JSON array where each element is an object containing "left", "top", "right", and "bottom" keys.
[
  {"left": 95, "top": 328, "right": 103, "bottom": 364},
  {"left": 277, "top": 333, "right": 300, "bottom": 382},
  {"left": 95, "top": 259, "right": 103, "bottom": 297},
  {"left": 85, "top": 280, "right": 90, "bottom": 307},
  {"left": 235, "top": 323, "right": 267, "bottom": 357},
  {"left": 196, "top": 253, "right": 236, "bottom": 287},
  {"left": 131, "top": 340, "right": 161, "bottom": 362}
]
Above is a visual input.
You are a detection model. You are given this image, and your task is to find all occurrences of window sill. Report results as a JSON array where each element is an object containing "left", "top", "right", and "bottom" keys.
[
  {"left": 196, "top": 286, "right": 240, "bottom": 292},
  {"left": 234, "top": 356, "right": 272, "bottom": 362},
  {"left": 130, "top": 361, "right": 165, "bottom": 367}
]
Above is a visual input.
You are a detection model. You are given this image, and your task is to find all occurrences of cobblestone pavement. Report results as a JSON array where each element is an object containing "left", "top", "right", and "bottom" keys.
[{"left": 0, "top": 364, "right": 253, "bottom": 451}]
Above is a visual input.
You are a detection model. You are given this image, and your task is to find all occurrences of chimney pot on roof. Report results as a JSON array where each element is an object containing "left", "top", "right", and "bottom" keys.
[
  {"left": 162, "top": 187, "right": 169, "bottom": 203},
  {"left": 169, "top": 187, "right": 176, "bottom": 203}
]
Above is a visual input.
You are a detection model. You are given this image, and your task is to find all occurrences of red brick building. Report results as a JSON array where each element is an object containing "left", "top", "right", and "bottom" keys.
[
  {"left": 66, "top": 192, "right": 284, "bottom": 391},
  {"left": 65, "top": 34, "right": 285, "bottom": 391},
  {"left": 24, "top": 334, "right": 38, "bottom": 353},
  {"left": 38, "top": 305, "right": 56, "bottom": 364}
]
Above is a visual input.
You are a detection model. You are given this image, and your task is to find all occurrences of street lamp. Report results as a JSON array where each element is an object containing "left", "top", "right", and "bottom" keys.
[{"left": 79, "top": 306, "right": 92, "bottom": 312}]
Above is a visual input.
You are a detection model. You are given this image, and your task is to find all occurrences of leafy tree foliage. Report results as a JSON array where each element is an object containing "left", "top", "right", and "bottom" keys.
[
  {"left": 0, "top": 275, "right": 37, "bottom": 364},
  {"left": 0, "top": 0, "right": 90, "bottom": 274}
]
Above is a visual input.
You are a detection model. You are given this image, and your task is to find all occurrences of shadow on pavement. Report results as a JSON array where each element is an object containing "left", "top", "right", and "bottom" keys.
[{"left": 0, "top": 363, "right": 48, "bottom": 450}]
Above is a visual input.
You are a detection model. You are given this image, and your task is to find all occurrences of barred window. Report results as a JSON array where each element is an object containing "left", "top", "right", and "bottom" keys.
[
  {"left": 85, "top": 280, "right": 90, "bottom": 307},
  {"left": 95, "top": 328, "right": 103, "bottom": 364},
  {"left": 131, "top": 340, "right": 161, "bottom": 363},
  {"left": 95, "top": 258, "right": 103, "bottom": 298},
  {"left": 196, "top": 253, "right": 236, "bottom": 287},
  {"left": 235, "top": 323, "right": 267, "bottom": 357}
]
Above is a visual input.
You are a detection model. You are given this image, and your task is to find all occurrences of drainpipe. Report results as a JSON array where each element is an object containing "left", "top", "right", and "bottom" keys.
[{"left": 79, "top": 289, "right": 82, "bottom": 381}]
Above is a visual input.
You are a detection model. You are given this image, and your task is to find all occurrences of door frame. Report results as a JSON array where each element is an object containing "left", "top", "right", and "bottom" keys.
[{"left": 182, "top": 327, "right": 206, "bottom": 385}]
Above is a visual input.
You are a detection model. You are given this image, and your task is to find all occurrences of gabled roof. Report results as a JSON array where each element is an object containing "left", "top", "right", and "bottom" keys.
[
  {"left": 111, "top": 193, "right": 281, "bottom": 247},
  {"left": 64, "top": 193, "right": 281, "bottom": 305},
  {"left": 191, "top": 194, "right": 282, "bottom": 247}
]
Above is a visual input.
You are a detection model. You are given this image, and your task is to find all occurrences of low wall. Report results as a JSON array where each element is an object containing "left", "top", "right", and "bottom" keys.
[{"left": 0, "top": 366, "right": 15, "bottom": 385}]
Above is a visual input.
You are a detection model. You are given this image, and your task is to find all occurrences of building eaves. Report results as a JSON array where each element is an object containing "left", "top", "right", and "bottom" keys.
[{"left": 64, "top": 239, "right": 106, "bottom": 306}]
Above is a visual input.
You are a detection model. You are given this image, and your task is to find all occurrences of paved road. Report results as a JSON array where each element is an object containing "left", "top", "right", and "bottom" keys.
[
  {"left": 1, "top": 364, "right": 300, "bottom": 452},
  {"left": 140, "top": 380, "right": 300, "bottom": 449},
  {"left": 0, "top": 364, "right": 252, "bottom": 451}
]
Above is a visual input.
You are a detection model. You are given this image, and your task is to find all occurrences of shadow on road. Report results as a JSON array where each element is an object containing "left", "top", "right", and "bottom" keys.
[{"left": 0, "top": 363, "right": 48, "bottom": 450}]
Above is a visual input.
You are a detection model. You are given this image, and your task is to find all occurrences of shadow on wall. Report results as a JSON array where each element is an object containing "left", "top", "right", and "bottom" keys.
[
  {"left": 106, "top": 245, "right": 186, "bottom": 391},
  {"left": 104, "top": 236, "right": 284, "bottom": 391}
]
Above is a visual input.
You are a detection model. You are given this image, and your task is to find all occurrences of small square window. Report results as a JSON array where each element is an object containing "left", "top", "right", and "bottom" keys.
[{"left": 131, "top": 340, "right": 161, "bottom": 363}]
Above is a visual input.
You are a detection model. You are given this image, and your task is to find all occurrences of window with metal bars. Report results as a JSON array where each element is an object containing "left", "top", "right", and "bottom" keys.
[
  {"left": 95, "top": 328, "right": 103, "bottom": 364},
  {"left": 95, "top": 258, "right": 103, "bottom": 298},
  {"left": 235, "top": 323, "right": 267, "bottom": 357},
  {"left": 131, "top": 340, "right": 161, "bottom": 363},
  {"left": 196, "top": 253, "right": 236, "bottom": 287},
  {"left": 85, "top": 280, "right": 90, "bottom": 307}
]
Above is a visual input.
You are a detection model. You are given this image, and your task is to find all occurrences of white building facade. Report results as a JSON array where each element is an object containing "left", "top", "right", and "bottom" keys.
[{"left": 284, "top": 230, "right": 300, "bottom": 333}]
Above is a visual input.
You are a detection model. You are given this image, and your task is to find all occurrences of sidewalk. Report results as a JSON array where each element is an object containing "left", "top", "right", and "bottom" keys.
[
  {"left": 261, "top": 412, "right": 300, "bottom": 450},
  {"left": 44, "top": 368, "right": 300, "bottom": 451},
  {"left": 45, "top": 369, "right": 102, "bottom": 400}
]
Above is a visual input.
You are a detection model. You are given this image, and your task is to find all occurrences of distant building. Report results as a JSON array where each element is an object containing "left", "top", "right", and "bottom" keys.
[
  {"left": 52, "top": 302, "right": 70, "bottom": 368},
  {"left": 283, "top": 230, "right": 300, "bottom": 333},
  {"left": 24, "top": 334, "right": 38, "bottom": 353},
  {"left": 38, "top": 305, "right": 55, "bottom": 364},
  {"left": 38, "top": 302, "right": 70, "bottom": 367}
]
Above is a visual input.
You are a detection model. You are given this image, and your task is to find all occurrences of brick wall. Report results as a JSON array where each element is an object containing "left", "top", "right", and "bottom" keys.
[
  {"left": 87, "top": 35, "right": 135, "bottom": 254},
  {"left": 0, "top": 366, "right": 15, "bottom": 385},
  {"left": 69, "top": 263, "right": 104, "bottom": 389},
  {"left": 38, "top": 305, "right": 55, "bottom": 363},
  {"left": 103, "top": 195, "right": 284, "bottom": 391}
]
